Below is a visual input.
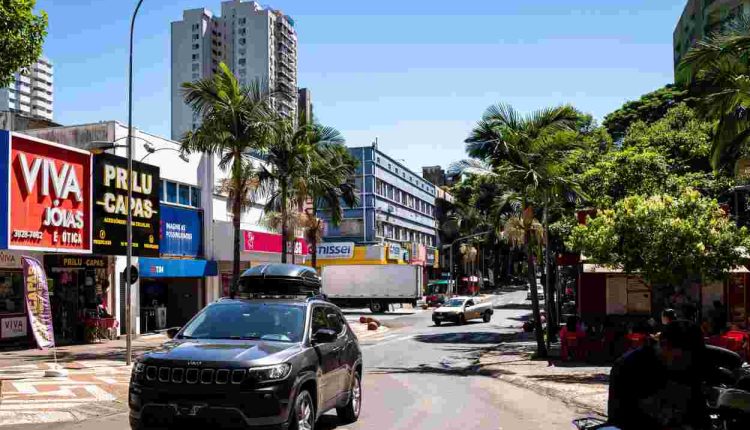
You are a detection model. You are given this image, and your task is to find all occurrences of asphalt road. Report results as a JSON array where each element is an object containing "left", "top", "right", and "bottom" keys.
[{"left": 18, "top": 290, "right": 583, "bottom": 430}]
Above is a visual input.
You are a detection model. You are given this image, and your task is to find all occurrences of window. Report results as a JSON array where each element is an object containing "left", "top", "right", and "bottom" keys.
[
  {"left": 166, "top": 181, "right": 177, "bottom": 203},
  {"left": 192, "top": 53, "right": 199, "bottom": 60},
  {"left": 239, "top": 17, "right": 246, "bottom": 25},
  {"left": 239, "top": 28, "right": 246, "bottom": 35},
  {"left": 192, "top": 73, "right": 199, "bottom": 80},
  {"left": 0, "top": 271, "right": 27, "bottom": 314},
  {"left": 192, "top": 43, "right": 199, "bottom": 50},
  {"left": 239, "top": 38, "right": 246, "bottom": 45},
  {"left": 181, "top": 302, "right": 304, "bottom": 342},
  {"left": 311, "top": 307, "right": 329, "bottom": 334},
  {"left": 239, "top": 48, "right": 246, "bottom": 55},
  {"left": 178, "top": 184, "right": 190, "bottom": 206},
  {"left": 326, "top": 310, "right": 345, "bottom": 335},
  {"left": 192, "top": 63, "right": 199, "bottom": 71},
  {"left": 192, "top": 23, "right": 199, "bottom": 31},
  {"left": 239, "top": 69, "right": 246, "bottom": 76},
  {"left": 239, "top": 58, "right": 246, "bottom": 65},
  {"left": 192, "top": 34, "right": 199, "bottom": 40}
]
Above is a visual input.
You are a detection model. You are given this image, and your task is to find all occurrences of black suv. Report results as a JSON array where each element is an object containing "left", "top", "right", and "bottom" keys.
[{"left": 129, "top": 264, "right": 363, "bottom": 430}]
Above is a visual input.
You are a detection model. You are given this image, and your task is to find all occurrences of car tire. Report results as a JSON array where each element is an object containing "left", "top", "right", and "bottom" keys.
[
  {"left": 458, "top": 313, "right": 466, "bottom": 325},
  {"left": 483, "top": 311, "right": 491, "bottom": 323},
  {"left": 289, "top": 389, "right": 316, "bottom": 430},
  {"left": 369, "top": 301, "right": 383, "bottom": 313},
  {"left": 337, "top": 371, "right": 362, "bottom": 424},
  {"left": 434, "top": 320, "right": 441, "bottom": 327}
]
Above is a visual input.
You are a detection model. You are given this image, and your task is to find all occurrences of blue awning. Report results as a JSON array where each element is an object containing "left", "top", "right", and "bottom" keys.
[{"left": 139, "top": 258, "right": 218, "bottom": 278}]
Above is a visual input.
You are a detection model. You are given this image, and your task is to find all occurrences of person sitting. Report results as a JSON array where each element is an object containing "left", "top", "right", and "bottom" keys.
[
  {"left": 608, "top": 320, "right": 708, "bottom": 430},
  {"left": 560, "top": 316, "right": 586, "bottom": 360}
]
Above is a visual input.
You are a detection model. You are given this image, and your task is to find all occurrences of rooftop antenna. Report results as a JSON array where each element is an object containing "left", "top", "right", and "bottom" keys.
[{"left": 372, "top": 137, "right": 378, "bottom": 150}]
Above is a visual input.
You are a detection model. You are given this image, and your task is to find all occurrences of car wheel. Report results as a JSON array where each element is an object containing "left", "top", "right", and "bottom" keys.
[
  {"left": 458, "top": 313, "right": 466, "bottom": 325},
  {"left": 337, "top": 371, "right": 362, "bottom": 424},
  {"left": 290, "top": 390, "right": 315, "bottom": 430},
  {"left": 434, "top": 320, "right": 441, "bottom": 327},
  {"left": 483, "top": 311, "right": 491, "bottom": 323},
  {"left": 369, "top": 301, "right": 383, "bottom": 313}
]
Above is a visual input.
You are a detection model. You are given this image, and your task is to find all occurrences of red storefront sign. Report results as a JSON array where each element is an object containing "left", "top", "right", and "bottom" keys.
[
  {"left": 242, "top": 230, "right": 309, "bottom": 255},
  {"left": 4, "top": 133, "right": 92, "bottom": 253}
]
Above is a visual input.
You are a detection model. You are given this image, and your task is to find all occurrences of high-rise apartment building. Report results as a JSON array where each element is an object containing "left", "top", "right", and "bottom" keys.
[
  {"left": 674, "top": 0, "right": 749, "bottom": 78},
  {"left": 171, "top": 0, "right": 298, "bottom": 140},
  {"left": 298, "top": 88, "right": 312, "bottom": 123},
  {"left": 0, "top": 56, "right": 54, "bottom": 121}
]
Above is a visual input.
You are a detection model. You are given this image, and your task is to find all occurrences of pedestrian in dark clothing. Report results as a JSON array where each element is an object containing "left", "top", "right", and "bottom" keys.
[
  {"left": 608, "top": 320, "right": 708, "bottom": 430},
  {"left": 711, "top": 300, "right": 727, "bottom": 335}
]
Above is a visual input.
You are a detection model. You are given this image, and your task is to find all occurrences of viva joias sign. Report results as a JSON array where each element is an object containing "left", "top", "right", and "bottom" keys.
[
  {"left": 0, "top": 131, "right": 92, "bottom": 252},
  {"left": 92, "top": 153, "right": 160, "bottom": 256}
]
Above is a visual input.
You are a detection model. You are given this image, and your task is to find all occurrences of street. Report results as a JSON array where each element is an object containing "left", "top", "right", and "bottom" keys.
[{"left": 5, "top": 290, "right": 586, "bottom": 430}]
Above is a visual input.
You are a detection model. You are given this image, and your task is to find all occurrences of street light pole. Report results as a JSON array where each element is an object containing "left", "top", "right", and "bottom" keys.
[{"left": 126, "top": 0, "right": 145, "bottom": 366}]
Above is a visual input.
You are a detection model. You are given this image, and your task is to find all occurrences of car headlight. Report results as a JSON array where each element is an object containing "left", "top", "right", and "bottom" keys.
[{"left": 248, "top": 363, "right": 292, "bottom": 382}]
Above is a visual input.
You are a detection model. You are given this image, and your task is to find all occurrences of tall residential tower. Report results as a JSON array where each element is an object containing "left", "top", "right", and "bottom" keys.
[
  {"left": 171, "top": 0, "right": 298, "bottom": 140},
  {"left": 0, "top": 56, "right": 54, "bottom": 121}
]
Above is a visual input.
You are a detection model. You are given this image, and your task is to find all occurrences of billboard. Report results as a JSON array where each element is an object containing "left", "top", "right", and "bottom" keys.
[
  {"left": 0, "top": 131, "right": 92, "bottom": 253},
  {"left": 92, "top": 153, "right": 160, "bottom": 256},
  {"left": 160, "top": 204, "right": 202, "bottom": 257},
  {"left": 242, "top": 230, "right": 308, "bottom": 255}
]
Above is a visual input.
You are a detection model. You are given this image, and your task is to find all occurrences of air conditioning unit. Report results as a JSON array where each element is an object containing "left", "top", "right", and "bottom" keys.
[{"left": 387, "top": 205, "right": 395, "bottom": 213}]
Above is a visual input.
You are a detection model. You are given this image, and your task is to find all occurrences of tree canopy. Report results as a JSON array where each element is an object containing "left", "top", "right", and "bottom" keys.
[
  {"left": 602, "top": 84, "right": 692, "bottom": 141},
  {"left": 568, "top": 189, "right": 748, "bottom": 285},
  {"left": 0, "top": 0, "right": 48, "bottom": 88}
]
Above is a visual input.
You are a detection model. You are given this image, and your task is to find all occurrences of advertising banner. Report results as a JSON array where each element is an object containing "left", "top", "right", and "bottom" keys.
[
  {"left": 315, "top": 242, "right": 355, "bottom": 260},
  {"left": 242, "top": 230, "right": 308, "bottom": 255},
  {"left": 92, "top": 153, "right": 160, "bottom": 256},
  {"left": 387, "top": 244, "right": 401, "bottom": 260},
  {"left": 160, "top": 205, "right": 202, "bottom": 257},
  {"left": 0, "top": 131, "right": 92, "bottom": 252},
  {"left": 22, "top": 256, "right": 54, "bottom": 349}
]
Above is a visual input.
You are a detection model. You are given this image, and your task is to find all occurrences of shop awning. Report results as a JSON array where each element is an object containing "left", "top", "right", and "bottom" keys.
[{"left": 139, "top": 258, "right": 218, "bottom": 278}]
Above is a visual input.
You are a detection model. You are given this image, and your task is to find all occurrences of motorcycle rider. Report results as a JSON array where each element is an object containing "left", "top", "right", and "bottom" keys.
[{"left": 608, "top": 320, "right": 708, "bottom": 430}]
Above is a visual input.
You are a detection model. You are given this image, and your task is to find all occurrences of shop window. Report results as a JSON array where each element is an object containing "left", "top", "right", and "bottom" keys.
[
  {"left": 178, "top": 184, "right": 190, "bottom": 206},
  {"left": 166, "top": 181, "right": 177, "bottom": 203},
  {"left": 0, "top": 271, "right": 23, "bottom": 314},
  {"left": 191, "top": 186, "right": 201, "bottom": 207}
]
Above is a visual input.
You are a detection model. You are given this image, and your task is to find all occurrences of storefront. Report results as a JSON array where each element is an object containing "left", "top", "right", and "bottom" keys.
[
  {"left": 213, "top": 222, "right": 309, "bottom": 296},
  {"left": 138, "top": 204, "right": 215, "bottom": 332},
  {"left": 0, "top": 250, "right": 43, "bottom": 345},
  {"left": 0, "top": 131, "right": 94, "bottom": 346},
  {"left": 43, "top": 255, "right": 113, "bottom": 344}
]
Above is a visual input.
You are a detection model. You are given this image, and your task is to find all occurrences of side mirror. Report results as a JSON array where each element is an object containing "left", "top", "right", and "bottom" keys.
[
  {"left": 166, "top": 327, "right": 181, "bottom": 339},
  {"left": 313, "top": 328, "right": 337, "bottom": 344}
]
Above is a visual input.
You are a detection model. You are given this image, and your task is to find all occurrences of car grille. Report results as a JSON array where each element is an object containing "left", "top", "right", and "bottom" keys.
[{"left": 140, "top": 366, "right": 247, "bottom": 385}]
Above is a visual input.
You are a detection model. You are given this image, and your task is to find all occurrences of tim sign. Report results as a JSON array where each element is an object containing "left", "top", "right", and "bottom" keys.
[{"left": 0, "top": 131, "right": 92, "bottom": 253}]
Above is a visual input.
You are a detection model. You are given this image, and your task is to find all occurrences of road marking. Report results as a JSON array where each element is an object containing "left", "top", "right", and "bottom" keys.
[{"left": 361, "top": 334, "right": 414, "bottom": 349}]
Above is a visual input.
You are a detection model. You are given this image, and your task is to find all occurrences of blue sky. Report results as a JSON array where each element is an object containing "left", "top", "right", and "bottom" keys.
[{"left": 37, "top": 0, "right": 686, "bottom": 172}]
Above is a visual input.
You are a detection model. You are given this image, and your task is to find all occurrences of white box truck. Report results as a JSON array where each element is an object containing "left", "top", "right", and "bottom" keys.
[{"left": 321, "top": 264, "right": 423, "bottom": 313}]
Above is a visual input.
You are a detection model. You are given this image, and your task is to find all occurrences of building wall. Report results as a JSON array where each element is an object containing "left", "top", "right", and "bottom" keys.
[
  {"left": 320, "top": 145, "right": 438, "bottom": 248},
  {"left": 674, "top": 0, "right": 749, "bottom": 77}
]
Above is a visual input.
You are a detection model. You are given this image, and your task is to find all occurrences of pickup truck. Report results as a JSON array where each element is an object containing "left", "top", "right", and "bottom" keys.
[{"left": 432, "top": 296, "right": 493, "bottom": 326}]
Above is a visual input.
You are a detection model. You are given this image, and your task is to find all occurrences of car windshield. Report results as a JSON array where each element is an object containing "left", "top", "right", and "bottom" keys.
[
  {"left": 180, "top": 302, "right": 305, "bottom": 342},
  {"left": 444, "top": 299, "right": 465, "bottom": 307}
]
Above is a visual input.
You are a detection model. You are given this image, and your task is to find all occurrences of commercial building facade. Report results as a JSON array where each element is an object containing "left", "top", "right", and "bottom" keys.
[
  {"left": 0, "top": 56, "right": 54, "bottom": 121},
  {"left": 674, "top": 0, "right": 750, "bottom": 75},
  {"left": 171, "top": 0, "right": 298, "bottom": 139}
]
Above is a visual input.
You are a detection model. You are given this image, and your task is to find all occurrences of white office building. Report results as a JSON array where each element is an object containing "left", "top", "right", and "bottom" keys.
[
  {"left": 171, "top": 0, "right": 298, "bottom": 140},
  {"left": 0, "top": 56, "right": 54, "bottom": 121}
]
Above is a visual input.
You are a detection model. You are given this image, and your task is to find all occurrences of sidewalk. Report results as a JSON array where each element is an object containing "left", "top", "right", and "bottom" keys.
[
  {"left": 0, "top": 335, "right": 165, "bottom": 427},
  {"left": 477, "top": 335, "right": 610, "bottom": 416}
]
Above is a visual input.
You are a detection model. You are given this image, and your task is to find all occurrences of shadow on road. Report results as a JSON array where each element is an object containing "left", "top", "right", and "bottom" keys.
[
  {"left": 526, "top": 373, "right": 609, "bottom": 385},
  {"left": 414, "top": 331, "right": 533, "bottom": 345}
]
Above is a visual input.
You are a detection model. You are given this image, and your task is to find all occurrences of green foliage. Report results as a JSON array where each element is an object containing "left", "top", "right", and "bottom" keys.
[
  {"left": 569, "top": 189, "right": 749, "bottom": 284},
  {"left": 602, "top": 85, "right": 691, "bottom": 141},
  {"left": 0, "top": 0, "right": 47, "bottom": 88}
]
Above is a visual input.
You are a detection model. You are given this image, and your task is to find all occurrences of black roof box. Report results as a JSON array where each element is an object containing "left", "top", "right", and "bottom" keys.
[{"left": 238, "top": 263, "right": 321, "bottom": 297}]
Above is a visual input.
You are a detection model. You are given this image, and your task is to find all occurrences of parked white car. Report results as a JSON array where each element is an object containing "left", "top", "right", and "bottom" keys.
[{"left": 432, "top": 296, "right": 493, "bottom": 326}]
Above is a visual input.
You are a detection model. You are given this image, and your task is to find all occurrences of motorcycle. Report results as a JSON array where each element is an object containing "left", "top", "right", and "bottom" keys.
[{"left": 573, "top": 345, "right": 750, "bottom": 430}]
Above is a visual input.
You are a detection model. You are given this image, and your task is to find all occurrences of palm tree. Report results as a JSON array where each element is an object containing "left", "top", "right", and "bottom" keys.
[
  {"left": 180, "top": 63, "right": 275, "bottom": 294},
  {"left": 305, "top": 139, "right": 359, "bottom": 269},
  {"left": 679, "top": 15, "right": 750, "bottom": 171},
  {"left": 459, "top": 103, "right": 580, "bottom": 357}
]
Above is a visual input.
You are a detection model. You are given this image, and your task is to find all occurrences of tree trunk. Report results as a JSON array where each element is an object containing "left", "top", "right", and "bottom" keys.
[
  {"left": 493, "top": 242, "right": 501, "bottom": 286},
  {"left": 280, "top": 182, "right": 288, "bottom": 264},
  {"left": 543, "top": 204, "right": 556, "bottom": 348},
  {"left": 525, "top": 229, "right": 548, "bottom": 358},
  {"left": 231, "top": 183, "right": 242, "bottom": 297},
  {"left": 311, "top": 204, "right": 318, "bottom": 270}
]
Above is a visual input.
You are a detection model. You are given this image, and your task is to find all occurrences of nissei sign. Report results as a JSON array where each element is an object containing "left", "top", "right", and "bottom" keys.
[
  {"left": 315, "top": 242, "right": 354, "bottom": 259},
  {"left": 0, "top": 131, "right": 92, "bottom": 253},
  {"left": 160, "top": 205, "right": 202, "bottom": 257}
]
